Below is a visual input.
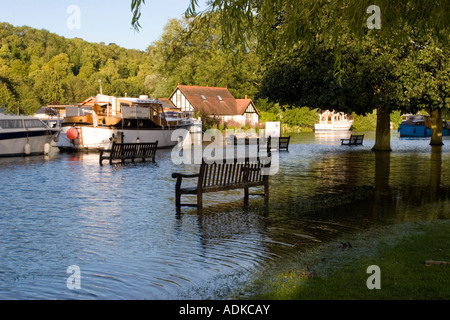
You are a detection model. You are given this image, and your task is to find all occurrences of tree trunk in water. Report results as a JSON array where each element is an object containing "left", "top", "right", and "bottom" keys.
[
  {"left": 429, "top": 108, "right": 444, "bottom": 146},
  {"left": 371, "top": 106, "right": 392, "bottom": 152},
  {"left": 429, "top": 146, "right": 442, "bottom": 201}
]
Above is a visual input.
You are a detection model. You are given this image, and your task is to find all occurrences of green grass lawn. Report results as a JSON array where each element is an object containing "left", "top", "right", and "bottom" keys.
[{"left": 248, "top": 220, "right": 450, "bottom": 300}]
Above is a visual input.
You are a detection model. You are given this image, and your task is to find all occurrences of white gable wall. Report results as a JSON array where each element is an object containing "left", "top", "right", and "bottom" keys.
[{"left": 170, "top": 89, "right": 195, "bottom": 113}]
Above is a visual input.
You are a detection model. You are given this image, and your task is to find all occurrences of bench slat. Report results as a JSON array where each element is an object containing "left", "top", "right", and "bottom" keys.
[{"left": 99, "top": 141, "right": 158, "bottom": 165}]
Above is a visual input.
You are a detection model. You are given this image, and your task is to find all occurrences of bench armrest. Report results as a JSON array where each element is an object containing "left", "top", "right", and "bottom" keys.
[
  {"left": 172, "top": 173, "right": 200, "bottom": 179},
  {"left": 99, "top": 148, "right": 111, "bottom": 156}
]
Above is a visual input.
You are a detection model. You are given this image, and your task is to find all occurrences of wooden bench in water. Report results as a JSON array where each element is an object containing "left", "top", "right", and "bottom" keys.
[
  {"left": 278, "top": 136, "right": 291, "bottom": 151},
  {"left": 99, "top": 141, "right": 158, "bottom": 165},
  {"left": 341, "top": 134, "right": 364, "bottom": 146},
  {"left": 172, "top": 157, "right": 270, "bottom": 210},
  {"left": 231, "top": 136, "right": 270, "bottom": 153},
  {"left": 231, "top": 136, "right": 290, "bottom": 151}
]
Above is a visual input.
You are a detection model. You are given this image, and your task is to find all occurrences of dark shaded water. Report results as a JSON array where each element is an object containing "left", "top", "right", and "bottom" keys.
[{"left": 1, "top": 131, "right": 449, "bottom": 299}]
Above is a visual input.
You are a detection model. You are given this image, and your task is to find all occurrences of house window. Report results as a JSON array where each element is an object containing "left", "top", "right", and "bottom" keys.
[
  {"left": 200, "top": 95, "right": 207, "bottom": 101},
  {"left": 217, "top": 95, "right": 223, "bottom": 101}
]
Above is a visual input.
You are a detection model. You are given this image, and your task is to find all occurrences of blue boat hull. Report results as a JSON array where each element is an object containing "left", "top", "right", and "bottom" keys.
[{"left": 398, "top": 124, "right": 450, "bottom": 137}]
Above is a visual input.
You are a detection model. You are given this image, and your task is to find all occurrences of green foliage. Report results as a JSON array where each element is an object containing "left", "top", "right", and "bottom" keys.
[
  {"left": 390, "top": 110, "right": 402, "bottom": 129},
  {"left": 255, "top": 98, "right": 281, "bottom": 114},
  {"left": 255, "top": 98, "right": 319, "bottom": 130},
  {"left": 131, "top": 1, "right": 449, "bottom": 57},
  {"left": 281, "top": 107, "right": 318, "bottom": 129},
  {"left": 145, "top": 16, "right": 261, "bottom": 99},
  {"left": 401, "top": 40, "right": 449, "bottom": 112},
  {"left": 259, "top": 111, "right": 280, "bottom": 123},
  {"left": 258, "top": 31, "right": 417, "bottom": 117},
  {"left": 0, "top": 22, "right": 151, "bottom": 113},
  {"left": 351, "top": 111, "right": 377, "bottom": 131}
]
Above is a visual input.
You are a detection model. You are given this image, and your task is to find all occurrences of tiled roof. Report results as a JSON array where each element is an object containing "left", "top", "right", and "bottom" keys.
[
  {"left": 236, "top": 99, "right": 257, "bottom": 115},
  {"left": 174, "top": 85, "right": 242, "bottom": 116}
]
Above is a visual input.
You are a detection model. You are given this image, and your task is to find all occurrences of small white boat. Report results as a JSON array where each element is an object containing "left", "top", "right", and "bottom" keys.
[
  {"left": 0, "top": 113, "right": 60, "bottom": 157},
  {"left": 315, "top": 110, "right": 353, "bottom": 131}
]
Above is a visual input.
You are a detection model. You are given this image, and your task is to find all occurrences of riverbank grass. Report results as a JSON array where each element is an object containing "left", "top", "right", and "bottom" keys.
[{"left": 249, "top": 220, "right": 450, "bottom": 300}]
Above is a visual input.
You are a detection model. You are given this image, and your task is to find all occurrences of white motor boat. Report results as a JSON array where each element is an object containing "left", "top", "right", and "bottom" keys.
[
  {"left": 315, "top": 110, "right": 353, "bottom": 131},
  {"left": 0, "top": 113, "right": 60, "bottom": 157},
  {"left": 57, "top": 94, "right": 192, "bottom": 151}
]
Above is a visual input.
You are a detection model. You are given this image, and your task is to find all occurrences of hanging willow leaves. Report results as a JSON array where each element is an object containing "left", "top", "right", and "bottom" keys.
[
  {"left": 131, "top": 0, "right": 145, "bottom": 32},
  {"left": 130, "top": 0, "right": 449, "bottom": 52}
]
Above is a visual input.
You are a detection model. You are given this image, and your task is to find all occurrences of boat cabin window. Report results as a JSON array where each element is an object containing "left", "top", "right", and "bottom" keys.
[
  {"left": 119, "top": 103, "right": 130, "bottom": 114},
  {"left": 150, "top": 105, "right": 161, "bottom": 121},
  {"left": 0, "top": 119, "right": 24, "bottom": 129},
  {"left": 152, "top": 107, "right": 158, "bottom": 118},
  {"left": 24, "top": 119, "right": 47, "bottom": 128}
]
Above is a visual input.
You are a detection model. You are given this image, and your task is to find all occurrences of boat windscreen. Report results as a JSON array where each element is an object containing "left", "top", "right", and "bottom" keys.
[
  {"left": 0, "top": 119, "right": 24, "bottom": 129},
  {"left": 24, "top": 119, "right": 48, "bottom": 128}
]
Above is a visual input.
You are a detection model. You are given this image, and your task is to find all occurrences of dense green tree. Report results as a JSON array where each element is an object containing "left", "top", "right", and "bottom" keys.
[
  {"left": 258, "top": 32, "right": 411, "bottom": 151},
  {"left": 132, "top": 1, "right": 449, "bottom": 53},
  {"left": 402, "top": 40, "right": 449, "bottom": 145},
  {"left": 0, "top": 22, "right": 151, "bottom": 112},
  {"left": 146, "top": 16, "right": 261, "bottom": 99},
  {"left": 132, "top": 1, "right": 448, "bottom": 150}
]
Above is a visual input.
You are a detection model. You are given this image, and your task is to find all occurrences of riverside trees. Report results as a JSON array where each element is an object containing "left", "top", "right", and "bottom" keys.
[
  {"left": 144, "top": 16, "right": 261, "bottom": 99},
  {"left": 130, "top": 0, "right": 449, "bottom": 150},
  {"left": 0, "top": 23, "right": 150, "bottom": 113},
  {"left": 402, "top": 40, "right": 449, "bottom": 145}
]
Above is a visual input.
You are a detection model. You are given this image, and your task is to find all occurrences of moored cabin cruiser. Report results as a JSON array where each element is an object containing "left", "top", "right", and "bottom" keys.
[
  {"left": 0, "top": 113, "right": 60, "bottom": 157},
  {"left": 398, "top": 114, "right": 450, "bottom": 137},
  {"left": 315, "top": 110, "right": 353, "bottom": 131},
  {"left": 57, "top": 94, "right": 193, "bottom": 151}
]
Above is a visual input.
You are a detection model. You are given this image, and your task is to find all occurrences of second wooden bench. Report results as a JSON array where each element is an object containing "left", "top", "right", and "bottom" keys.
[
  {"left": 341, "top": 134, "right": 364, "bottom": 146},
  {"left": 99, "top": 141, "right": 158, "bottom": 165}
]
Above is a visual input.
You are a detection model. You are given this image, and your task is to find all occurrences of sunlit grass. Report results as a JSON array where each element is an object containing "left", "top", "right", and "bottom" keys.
[{"left": 247, "top": 220, "right": 450, "bottom": 300}]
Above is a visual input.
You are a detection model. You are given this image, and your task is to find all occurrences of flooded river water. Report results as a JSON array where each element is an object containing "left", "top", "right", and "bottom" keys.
[{"left": 1, "top": 131, "right": 449, "bottom": 299}]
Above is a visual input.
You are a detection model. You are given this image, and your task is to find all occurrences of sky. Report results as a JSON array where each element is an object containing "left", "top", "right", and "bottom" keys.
[{"left": 0, "top": 0, "right": 205, "bottom": 51}]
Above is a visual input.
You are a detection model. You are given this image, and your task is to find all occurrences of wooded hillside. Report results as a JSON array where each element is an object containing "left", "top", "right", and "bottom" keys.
[{"left": 0, "top": 22, "right": 151, "bottom": 114}]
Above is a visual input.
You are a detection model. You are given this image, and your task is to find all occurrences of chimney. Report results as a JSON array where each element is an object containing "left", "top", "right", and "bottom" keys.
[{"left": 245, "top": 95, "right": 248, "bottom": 99}]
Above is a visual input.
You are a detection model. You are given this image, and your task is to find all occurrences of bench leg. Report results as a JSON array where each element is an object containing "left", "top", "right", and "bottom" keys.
[
  {"left": 197, "top": 192, "right": 203, "bottom": 210},
  {"left": 175, "top": 179, "right": 182, "bottom": 208},
  {"left": 175, "top": 191, "right": 181, "bottom": 208},
  {"left": 244, "top": 187, "right": 249, "bottom": 206},
  {"left": 264, "top": 181, "right": 269, "bottom": 205}
]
